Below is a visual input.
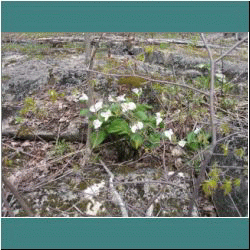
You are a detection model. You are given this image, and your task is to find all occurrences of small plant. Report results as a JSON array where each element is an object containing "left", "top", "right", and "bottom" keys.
[
  {"left": 19, "top": 97, "right": 37, "bottom": 117},
  {"left": 136, "top": 53, "right": 145, "bottom": 62},
  {"left": 186, "top": 128, "right": 211, "bottom": 151},
  {"left": 202, "top": 163, "right": 243, "bottom": 197},
  {"left": 159, "top": 43, "right": 169, "bottom": 49},
  {"left": 220, "top": 98, "right": 237, "bottom": 110},
  {"left": 79, "top": 90, "right": 187, "bottom": 152},
  {"left": 15, "top": 116, "right": 24, "bottom": 124},
  {"left": 220, "top": 143, "right": 229, "bottom": 156},
  {"left": 219, "top": 123, "right": 231, "bottom": 136},
  {"left": 48, "top": 89, "right": 65, "bottom": 102},
  {"left": 144, "top": 46, "right": 155, "bottom": 54},
  {"left": 51, "top": 139, "right": 70, "bottom": 156},
  {"left": 234, "top": 148, "right": 245, "bottom": 159}
]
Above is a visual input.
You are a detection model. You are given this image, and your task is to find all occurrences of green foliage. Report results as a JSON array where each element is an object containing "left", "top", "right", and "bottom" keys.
[
  {"left": 80, "top": 109, "right": 89, "bottom": 116},
  {"left": 48, "top": 89, "right": 65, "bottom": 102},
  {"left": 221, "top": 179, "right": 232, "bottom": 195},
  {"left": 220, "top": 144, "right": 229, "bottom": 156},
  {"left": 130, "top": 133, "right": 143, "bottom": 149},
  {"left": 3, "top": 157, "right": 13, "bottom": 167},
  {"left": 19, "top": 97, "right": 37, "bottom": 116},
  {"left": 52, "top": 139, "right": 70, "bottom": 156},
  {"left": 159, "top": 43, "right": 169, "bottom": 49},
  {"left": 220, "top": 98, "right": 237, "bottom": 110},
  {"left": 15, "top": 116, "right": 24, "bottom": 124},
  {"left": 233, "top": 178, "right": 241, "bottom": 187},
  {"left": 90, "top": 129, "right": 107, "bottom": 148},
  {"left": 186, "top": 130, "right": 211, "bottom": 151},
  {"left": 234, "top": 148, "right": 245, "bottom": 159},
  {"left": 118, "top": 76, "right": 146, "bottom": 88},
  {"left": 219, "top": 123, "right": 231, "bottom": 136},
  {"left": 144, "top": 46, "right": 155, "bottom": 54},
  {"left": 208, "top": 167, "right": 221, "bottom": 182},
  {"left": 202, "top": 179, "right": 218, "bottom": 197},
  {"left": 107, "top": 119, "right": 130, "bottom": 135},
  {"left": 136, "top": 53, "right": 145, "bottom": 61}
]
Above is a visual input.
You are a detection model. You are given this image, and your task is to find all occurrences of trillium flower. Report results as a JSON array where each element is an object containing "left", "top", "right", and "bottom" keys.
[
  {"left": 216, "top": 73, "right": 226, "bottom": 83},
  {"left": 130, "top": 122, "right": 144, "bottom": 133},
  {"left": 121, "top": 102, "right": 136, "bottom": 112},
  {"left": 79, "top": 93, "right": 88, "bottom": 102},
  {"left": 93, "top": 119, "right": 102, "bottom": 129},
  {"left": 156, "top": 112, "right": 162, "bottom": 126},
  {"left": 178, "top": 140, "right": 187, "bottom": 147},
  {"left": 194, "top": 127, "right": 201, "bottom": 134},
  {"left": 116, "top": 94, "right": 126, "bottom": 102},
  {"left": 100, "top": 110, "right": 112, "bottom": 121},
  {"left": 108, "top": 95, "right": 116, "bottom": 102},
  {"left": 164, "top": 129, "right": 174, "bottom": 141},
  {"left": 90, "top": 101, "right": 103, "bottom": 112},
  {"left": 132, "top": 88, "right": 142, "bottom": 96}
]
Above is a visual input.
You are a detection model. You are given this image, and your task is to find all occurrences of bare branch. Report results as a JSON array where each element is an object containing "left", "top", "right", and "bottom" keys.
[
  {"left": 100, "top": 160, "right": 128, "bottom": 217},
  {"left": 85, "top": 69, "right": 210, "bottom": 96},
  {"left": 2, "top": 175, "right": 34, "bottom": 217},
  {"left": 215, "top": 36, "right": 248, "bottom": 63}
]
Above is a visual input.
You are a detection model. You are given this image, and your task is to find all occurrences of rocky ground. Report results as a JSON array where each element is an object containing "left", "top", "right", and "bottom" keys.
[{"left": 1, "top": 32, "right": 248, "bottom": 217}]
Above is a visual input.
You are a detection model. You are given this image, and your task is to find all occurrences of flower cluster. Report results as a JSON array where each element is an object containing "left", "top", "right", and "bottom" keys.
[
  {"left": 130, "top": 122, "right": 144, "bottom": 133},
  {"left": 79, "top": 90, "right": 202, "bottom": 150}
]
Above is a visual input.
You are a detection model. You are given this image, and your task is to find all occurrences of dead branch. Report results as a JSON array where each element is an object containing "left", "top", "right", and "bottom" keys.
[
  {"left": 2, "top": 175, "right": 34, "bottom": 217},
  {"left": 85, "top": 69, "right": 210, "bottom": 96},
  {"left": 100, "top": 160, "right": 128, "bottom": 217}
]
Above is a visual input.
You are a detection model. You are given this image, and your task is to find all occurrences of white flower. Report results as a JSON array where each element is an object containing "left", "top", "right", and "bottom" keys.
[
  {"left": 116, "top": 94, "right": 126, "bottom": 102},
  {"left": 216, "top": 73, "right": 226, "bottom": 83},
  {"left": 178, "top": 140, "right": 187, "bottom": 147},
  {"left": 79, "top": 93, "right": 88, "bottom": 102},
  {"left": 164, "top": 129, "right": 174, "bottom": 141},
  {"left": 194, "top": 127, "right": 201, "bottom": 134},
  {"left": 90, "top": 101, "right": 103, "bottom": 112},
  {"left": 121, "top": 102, "right": 136, "bottom": 112},
  {"left": 156, "top": 112, "right": 161, "bottom": 118},
  {"left": 156, "top": 112, "right": 162, "bottom": 126},
  {"left": 108, "top": 95, "right": 116, "bottom": 102},
  {"left": 93, "top": 119, "right": 102, "bottom": 129},
  {"left": 132, "top": 88, "right": 142, "bottom": 95},
  {"left": 100, "top": 110, "right": 112, "bottom": 121},
  {"left": 196, "top": 64, "right": 205, "bottom": 69},
  {"left": 130, "top": 122, "right": 144, "bottom": 133}
]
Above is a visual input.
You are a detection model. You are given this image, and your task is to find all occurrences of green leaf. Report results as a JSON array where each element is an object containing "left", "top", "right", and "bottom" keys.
[
  {"left": 110, "top": 103, "right": 120, "bottom": 113},
  {"left": 187, "top": 132, "right": 196, "bottom": 143},
  {"left": 187, "top": 142, "right": 200, "bottom": 151},
  {"left": 134, "top": 111, "right": 148, "bottom": 121},
  {"left": 233, "top": 178, "right": 241, "bottom": 187},
  {"left": 136, "top": 104, "right": 152, "bottom": 112},
  {"left": 221, "top": 180, "right": 232, "bottom": 195},
  {"left": 130, "top": 133, "right": 143, "bottom": 149},
  {"left": 90, "top": 129, "right": 107, "bottom": 148},
  {"left": 80, "top": 109, "right": 89, "bottom": 116},
  {"left": 149, "top": 133, "right": 161, "bottom": 144},
  {"left": 107, "top": 119, "right": 130, "bottom": 135}
]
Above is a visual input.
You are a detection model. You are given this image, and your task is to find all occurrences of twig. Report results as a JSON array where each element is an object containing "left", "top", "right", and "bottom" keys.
[
  {"left": 85, "top": 69, "right": 210, "bottom": 96},
  {"left": 2, "top": 189, "right": 15, "bottom": 217},
  {"left": 215, "top": 36, "right": 248, "bottom": 63},
  {"left": 201, "top": 33, "right": 216, "bottom": 147},
  {"left": 100, "top": 160, "right": 128, "bottom": 217},
  {"left": 2, "top": 175, "right": 34, "bottom": 217}
]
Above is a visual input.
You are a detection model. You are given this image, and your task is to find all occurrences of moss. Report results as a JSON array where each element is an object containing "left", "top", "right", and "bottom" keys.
[
  {"left": 114, "top": 165, "right": 135, "bottom": 175},
  {"left": 77, "top": 200, "right": 91, "bottom": 211},
  {"left": 77, "top": 182, "right": 88, "bottom": 190},
  {"left": 2, "top": 75, "right": 11, "bottom": 81},
  {"left": 118, "top": 76, "right": 146, "bottom": 88},
  {"left": 16, "top": 210, "right": 29, "bottom": 217}
]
